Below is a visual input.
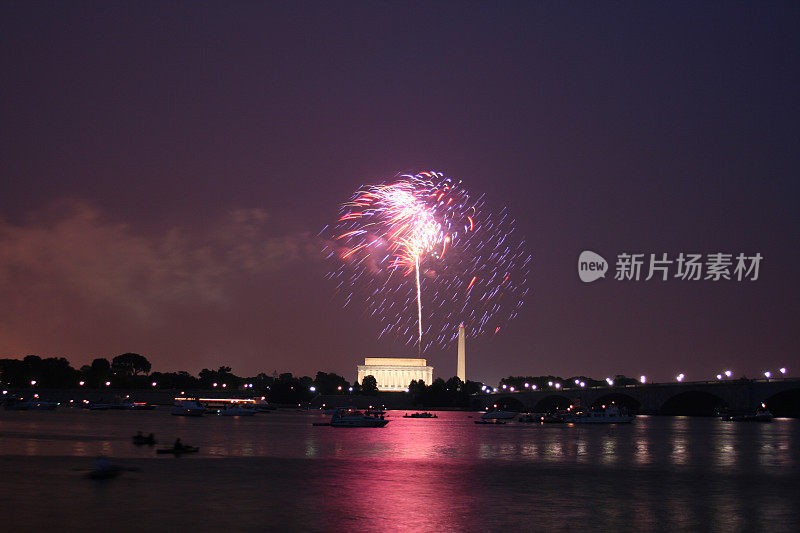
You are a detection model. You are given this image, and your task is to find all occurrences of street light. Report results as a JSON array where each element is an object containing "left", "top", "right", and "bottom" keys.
[
  {"left": 764, "top": 371, "right": 771, "bottom": 379},
  {"left": 606, "top": 378, "right": 614, "bottom": 386},
  {"left": 579, "top": 381, "right": 585, "bottom": 388},
  {"left": 30, "top": 380, "right": 37, "bottom": 386},
  {"left": 531, "top": 385, "right": 537, "bottom": 390},
  {"left": 105, "top": 381, "right": 111, "bottom": 386},
  {"left": 724, "top": 370, "right": 732, "bottom": 378},
  {"left": 716, "top": 374, "right": 722, "bottom": 380},
  {"left": 524, "top": 383, "right": 530, "bottom": 388},
  {"left": 780, "top": 367, "right": 787, "bottom": 375},
  {"left": 554, "top": 383, "right": 561, "bottom": 389},
  {"left": 677, "top": 373, "right": 685, "bottom": 382},
  {"left": 309, "top": 386, "right": 316, "bottom": 392},
  {"left": 640, "top": 375, "right": 646, "bottom": 384},
  {"left": 79, "top": 381, "right": 85, "bottom": 386},
  {"left": 151, "top": 381, "right": 157, "bottom": 387}
]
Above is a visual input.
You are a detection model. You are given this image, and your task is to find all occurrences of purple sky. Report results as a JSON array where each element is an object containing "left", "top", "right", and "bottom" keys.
[{"left": 1, "top": 2, "right": 798, "bottom": 384}]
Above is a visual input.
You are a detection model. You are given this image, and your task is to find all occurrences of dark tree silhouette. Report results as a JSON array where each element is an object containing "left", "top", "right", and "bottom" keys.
[
  {"left": 361, "top": 375, "right": 378, "bottom": 395},
  {"left": 111, "top": 353, "right": 151, "bottom": 376}
]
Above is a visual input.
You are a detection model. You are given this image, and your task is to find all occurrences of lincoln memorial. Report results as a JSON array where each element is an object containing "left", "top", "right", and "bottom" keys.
[{"left": 356, "top": 358, "right": 434, "bottom": 392}]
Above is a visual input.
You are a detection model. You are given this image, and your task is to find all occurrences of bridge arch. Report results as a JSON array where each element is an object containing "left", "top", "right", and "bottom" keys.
[
  {"left": 764, "top": 387, "right": 800, "bottom": 417},
  {"left": 591, "top": 393, "right": 641, "bottom": 413},
  {"left": 660, "top": 390, "right": 726, "bottom": 416},
  {"left": 533, "top": 395, "right": 573, "bottom": 412},
  {"left": 492, "top": 396, "right": 526, "bottom": 412}
]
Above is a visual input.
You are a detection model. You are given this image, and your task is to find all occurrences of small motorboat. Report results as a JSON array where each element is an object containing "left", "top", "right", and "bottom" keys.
[
  {"left": 480, "top": 410, "right": 518, "bottom": 420},
  {"left": 217, "top": 406, "right": 256, "bottom": 416},
  {"left": 403, "top": 412, "right": 438, "bottom": 418},
  {"left": 721, "top": 406, "right": 773, "bottom": 422},
  {"left": 156, "top": 445, "right": 199, "bottom": 455},
  {"left": 170, "top": 399, "right": 205, "bottom": 416},
  {"left": 129, "top": 402, "right": 156, "bottom": 410},
  {"left": 330, "top": 409, "right": 389, "bottom": 428},
  {"left": 566, "top": 405, "right": 634, "bottom": 424},
  {"left": 132, "top": 433, "right": 157, "bottom": 445},
  {"left": 474, "top": 419, "right": 506, "bottom": 425}
]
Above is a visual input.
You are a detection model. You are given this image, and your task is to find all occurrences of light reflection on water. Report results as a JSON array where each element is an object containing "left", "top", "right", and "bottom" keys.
[{"left": 0, "top": 410, "right": 799, "bottom": 531}]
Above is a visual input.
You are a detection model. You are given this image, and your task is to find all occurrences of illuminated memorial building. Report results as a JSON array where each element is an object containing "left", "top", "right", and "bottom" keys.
[{"left": 357, "top": 358, "right": 434, "bottom": 392}]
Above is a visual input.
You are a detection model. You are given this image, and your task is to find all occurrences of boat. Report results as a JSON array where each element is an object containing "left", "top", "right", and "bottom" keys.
[
  {"left": 132, "top": 434, "right": 156, "bottom": 445},
  {"left": 403, "top": 412, "right": 437, "bottom": 418},
  {"left": 218, "top": 406, "right": 256, "bottom": 416},
  {"left": 566, "top": 405, "right": 634, "bottom": 424},
  {"left": 542, "top": 412, "right": 567, "bottom": 423},
  {"left": 480, "top": 410, "right": 518, "bottom": 420},
  {"left": 254, "top": 400, "right": 277, "bottom": 411},
  {"left": 474, "top": 419, "right": 506, "bottom": 425},
  {"left": 721, "top": 406, "right": 773, "bottom": 422},
  {"left": 170, "top": 399, "right": 205, "bottom": 416},
  {"left": 129, "top": 402, "right": 156, "bottom": 410},
  {"left": 156, "top": 445, "right": 199, "bottom": 455},
  {"left": 329, "top": 409, "right": 389, "bottom": 428}
]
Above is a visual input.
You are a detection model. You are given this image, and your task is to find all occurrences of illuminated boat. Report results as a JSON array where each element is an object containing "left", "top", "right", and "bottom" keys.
[
  {"left": 403, "top": 412, "right": 437, "bottom": 418},
  {"left": 170, "top": 399, "right": 205, "bottom": 416},
  {"left": 721, "top": 405, "right": 773, "bottom": 422},
  {"left": 566, "top": 405, "right": 633, "bottom": 424},
  {"left": 201, "top": 398, "right": 257, "bottom": 416},
  {"left": 330, "top": 409, "right": 389, "bottom": 428}
]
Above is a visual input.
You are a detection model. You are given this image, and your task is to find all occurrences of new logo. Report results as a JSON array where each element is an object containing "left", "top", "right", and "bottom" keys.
[{"left": 578, "top": 251, "right": 608, "bottom": 282}]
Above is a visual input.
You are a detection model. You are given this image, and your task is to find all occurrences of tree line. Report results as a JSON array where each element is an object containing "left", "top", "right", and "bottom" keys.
[{"left": 0, "top": 354, "right": 482, "bottom": 407}]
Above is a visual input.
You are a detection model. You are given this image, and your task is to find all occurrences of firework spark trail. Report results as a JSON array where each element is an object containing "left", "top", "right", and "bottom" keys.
[{"left": 323, "top": 171, "right": 531, "bottom": 353}]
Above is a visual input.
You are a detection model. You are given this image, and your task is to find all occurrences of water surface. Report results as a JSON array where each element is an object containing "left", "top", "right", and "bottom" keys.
[{"left": 1, "top": 409, "right": 797, "bottom": 531}]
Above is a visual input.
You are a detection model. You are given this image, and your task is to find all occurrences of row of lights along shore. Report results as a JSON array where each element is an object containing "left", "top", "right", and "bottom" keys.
[
  {"left": 481, "top": 367, "right": 788, "bottom": 392},
  {"left": 4, "top": 367, "right": 790, "bottom": 395}
]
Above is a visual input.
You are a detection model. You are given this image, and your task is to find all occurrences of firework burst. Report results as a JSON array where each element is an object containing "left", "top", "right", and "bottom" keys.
[{"left": 322, "top": 171, "right": 531, "bottom": 353}]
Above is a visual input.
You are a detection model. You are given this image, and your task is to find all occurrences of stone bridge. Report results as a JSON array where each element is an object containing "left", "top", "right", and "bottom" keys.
[{"left": 475, "top": 378, "right": 800, "bottom": 415}]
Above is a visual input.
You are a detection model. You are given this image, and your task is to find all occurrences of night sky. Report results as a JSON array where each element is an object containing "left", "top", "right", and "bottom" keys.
[{"left": 1, "top": 2, "right": 798, "bottom": 384}]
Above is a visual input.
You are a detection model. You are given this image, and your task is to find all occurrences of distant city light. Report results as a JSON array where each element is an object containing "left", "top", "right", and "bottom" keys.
[
  {"left": 105, "top": 381, "right": 111, "bottom": 386},
  {"left": 79, "top": 381, "right": 85, "bottom": 386},
  {"left": 152, "top": 382, "right": 157, "bottom": 387},
  {"left": 222, "top": 383, "right": 227, "bottom": 388},
  {"left": 481, "top": 385, "right": 487, "bottom": 391},
  {"left": 30, "top": 380, "right": 37, "bottom": 386},
  {"left": 348, "top": 387, "right": 353, "bottom": 392},
  {"left": 337, "top": 386, "right": 342, "bottom": 391},
  {"left": 213, "top": 382, "right": 218, "bottom": 387},
  {"left": 677, "top": 373, "right": 685, "bottom": 382},
  {"left": 640, "top": 375, "right": 646, "bottom": 384}
]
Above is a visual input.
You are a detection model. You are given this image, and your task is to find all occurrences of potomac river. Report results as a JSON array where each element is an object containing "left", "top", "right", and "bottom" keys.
[{"left": 1, "top": 408, "right": 798, "bottom": 532}]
